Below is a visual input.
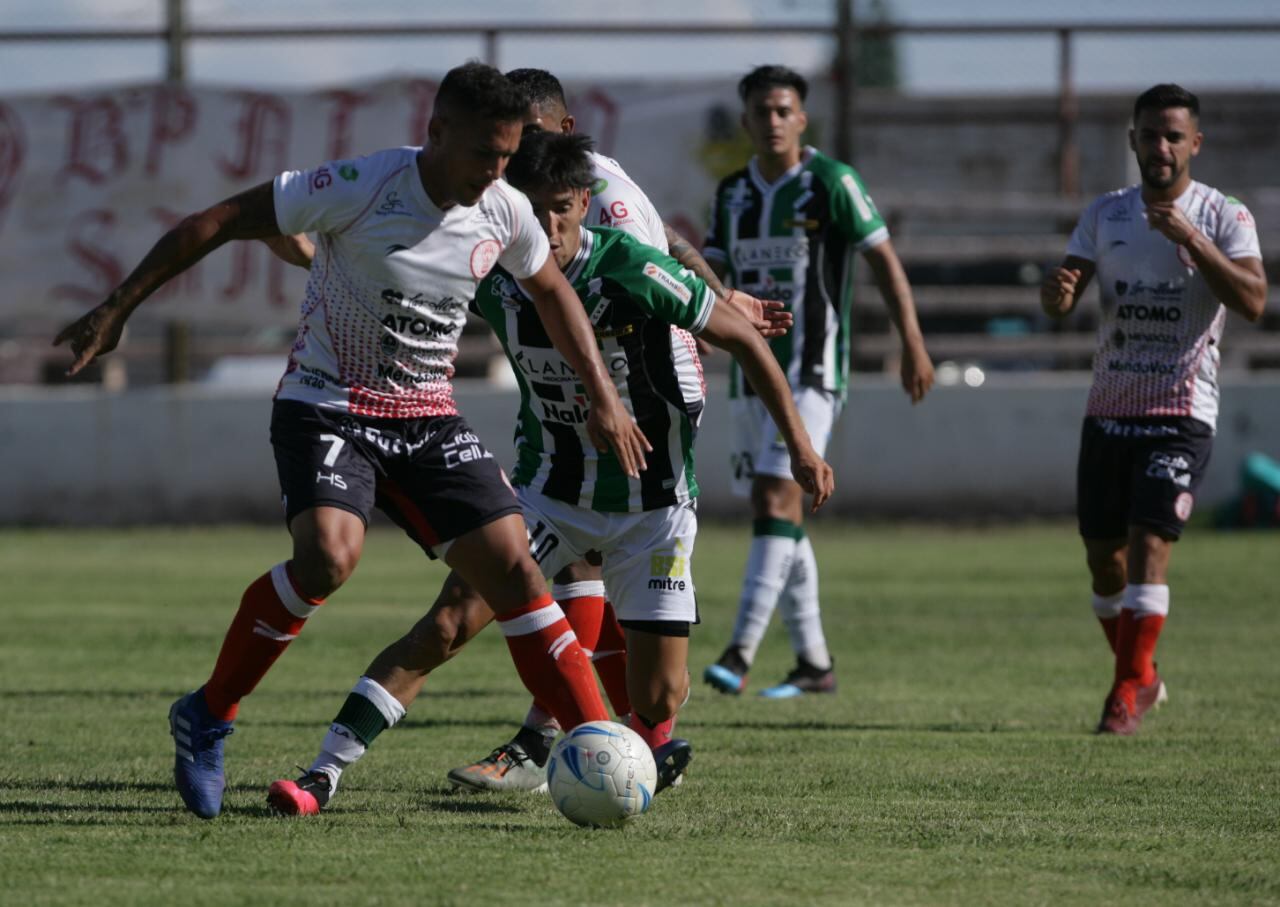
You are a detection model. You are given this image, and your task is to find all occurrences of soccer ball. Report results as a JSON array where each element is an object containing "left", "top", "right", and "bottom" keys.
[{"left": 546, "top": 721, "right": 658, "bottom": 828}]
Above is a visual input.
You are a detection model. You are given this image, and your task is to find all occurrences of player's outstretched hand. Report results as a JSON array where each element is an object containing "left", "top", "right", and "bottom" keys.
[
  {"left": 587, "top": 396, "right": 651, "bottom": 479},
  {"left": 728, "top": 290, "right": 793, "bottom": 339},
  {"left": 1040, "top": 266, "right": 1081, "bottom": 316},
  {"left": 791, "top": 447, "right": 835, "bottom": 512},
  {"left": 52, "top": 300, "right": 129, "bottom": 377},
  {"left": 901, "top": 342, "right": 934, "bottom": 404}
]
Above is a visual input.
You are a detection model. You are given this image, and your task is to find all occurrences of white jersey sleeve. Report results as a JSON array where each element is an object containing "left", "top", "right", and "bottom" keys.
[
  {"left": 493, "top": 182, "right": 550, "bottom": 280},
  {"left": 274, "top": 153, "right": 399, "bottom": 236},
  {"left": 588, "top": 152, "right": 669, "bottom": 252},
  {"left": 1216, "top": 196, "right": 1262, "bottom": 260},
  {"left": 1065, "top": 194, "right": 1104, "bottom": 262}
]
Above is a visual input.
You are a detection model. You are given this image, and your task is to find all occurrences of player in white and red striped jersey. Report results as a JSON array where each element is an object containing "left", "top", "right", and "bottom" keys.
[
  {"left": 53, "top": 63, "right": 652, "bottom": 819},
  {"left": 1042, "top": 84, "right": 1267, "bottom": 736}
]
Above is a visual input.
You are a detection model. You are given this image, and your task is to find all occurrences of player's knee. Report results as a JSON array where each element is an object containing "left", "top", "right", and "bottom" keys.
[
  {"left": 294, "top": 537, "right": 360, "bottom": 597},
  {"left": 751, "top": 476, "right": 801, "bottom": 521},
  {"left": 409, "top": 609, "right": 462, "bottom": 665},
  {"left": 1084, "top": 545, "right": 1125, "bottom": 585}
]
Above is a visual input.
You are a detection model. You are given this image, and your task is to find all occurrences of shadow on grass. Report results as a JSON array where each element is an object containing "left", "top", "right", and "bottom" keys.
[
  {"left": 693, "top": 718, "right": 1031, "bottom": 734},
  {"left": 0, "top": 779, "right": 171, "bottom": 794},
  {"left": 257, "top": 716, "right": 514, "bottom": 731},
  {"left": 418, "top": 794, "right": 524, "bottom": 815},
  {"left": 0, "top": 800, "right": 173, "bottom": 815}
]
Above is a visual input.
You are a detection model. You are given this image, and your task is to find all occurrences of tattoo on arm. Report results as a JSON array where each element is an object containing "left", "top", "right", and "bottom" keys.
[{"left": 664, "top": 223, "right": 728, "bottom": 299}]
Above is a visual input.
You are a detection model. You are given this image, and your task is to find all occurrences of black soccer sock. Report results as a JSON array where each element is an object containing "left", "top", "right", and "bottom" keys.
[{"left": 514, "top": 723, "right": 554, "bottom": 767}]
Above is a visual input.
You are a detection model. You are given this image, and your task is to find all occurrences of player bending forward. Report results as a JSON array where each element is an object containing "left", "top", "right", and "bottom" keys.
[
  {"left": 442, "top": 66, "right": 792, "bottom": 793},
  {"left": 1041, "top": 84, "right": 1266, "bottom": 735},
  {"left": 267, "top": 129, "right": 834, "bottom": 816},
  {"left": 52, "top": 63, "right": 651, "bottom": 819}
]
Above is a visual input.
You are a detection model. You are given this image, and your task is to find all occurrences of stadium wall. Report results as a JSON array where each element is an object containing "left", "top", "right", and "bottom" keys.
[{"left": 4, "top": 376, "right": 1277, "bottom": 525}]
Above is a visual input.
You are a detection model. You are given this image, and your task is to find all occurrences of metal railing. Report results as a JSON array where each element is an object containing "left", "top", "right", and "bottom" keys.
[{"left": 3, "top": 3, "right": 1280, "bottom": 195}]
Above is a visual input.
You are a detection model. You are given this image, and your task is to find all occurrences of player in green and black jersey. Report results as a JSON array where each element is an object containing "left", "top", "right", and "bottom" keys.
[
  {"left": 702, "top": 65, "right": 934, "bottom": 699},
  {"left": 269, "top": 130, "right": 834, "bottom": 815}
]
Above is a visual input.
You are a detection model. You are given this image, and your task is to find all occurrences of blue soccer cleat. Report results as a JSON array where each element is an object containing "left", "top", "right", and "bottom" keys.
[
  {"left": 703, "top": 646, "right": 749, "bottom": 695},
  {"left": 758, "top": 658, "right": 837, "bottom": 699},
  {"left": 169, "top": 688, "right": 235, "bottom": 819}
]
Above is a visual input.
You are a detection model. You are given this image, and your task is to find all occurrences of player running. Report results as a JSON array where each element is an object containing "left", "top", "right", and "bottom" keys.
[
  {"left": 265, "top": 129, "right": 834, "bottom": 817},
  {"left": 52, "top": 63, "right": 651, "bottom": 819},
  {"left": 702, "top": 65, "right": 933, "bottom": 699},
  {"left": 442, "top": 67, "right": 791, "bottom": 793},
  {"left": 1041, "top": 84, "right": 1266, "bottom": 735}
]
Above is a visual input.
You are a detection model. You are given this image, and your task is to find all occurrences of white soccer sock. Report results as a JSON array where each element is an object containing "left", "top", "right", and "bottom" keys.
[
  {"left": 1123, "top": 583, "right": 1170, "bottom": 617},
  {"left": 551, "top": 580, "right": 605, "bottom": 602},
  {"left": 309, "top": 676, "right": 406, "bottom": 793},
  {"left": 779, "top": 535, "right": 831, "bottom": 670},
  {"left": 731, "top": 521, "right": 800, "bottom": 663},
  {"left": 1091, "top": 590, "right": 1124, "bottom": 619}
]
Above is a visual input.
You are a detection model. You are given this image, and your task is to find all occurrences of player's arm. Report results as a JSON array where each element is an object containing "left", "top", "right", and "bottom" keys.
[
  {"left": 1145, "top": 202, "right": 1267, "bottom": 322},
  {"left": 1040, "top": 255, "right": 1096, "bottom": 319},
  {"left": 665, "top": 222, "right": 791, "bottom": 339},
  {"left": 262, "top": 233, "right": 316, "bottom": 270},
  {"left": 862, "top": 239, "right": 935, "bottom": 404},
  {"left": 53, "top": 181, "right": 282, "bottom": 376},
  {"left": 698, "top": 301, "right": 834, "bottom": 512},
  {"left": 518, "top": 258, "right": 651, "bottom": 478}
]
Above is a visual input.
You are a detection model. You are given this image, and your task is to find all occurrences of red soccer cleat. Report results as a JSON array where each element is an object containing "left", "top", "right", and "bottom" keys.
[
  {"left": 267, "top": 771, "right": 331, "bottom": 816},
  {"left": 1135, "top": 670, "right": 1168, "bottom": 719},
  {"left": 1096, "top": 690, "right": 1141, "bottom": 736}
]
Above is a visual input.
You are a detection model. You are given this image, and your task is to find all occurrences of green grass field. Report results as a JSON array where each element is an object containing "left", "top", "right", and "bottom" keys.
[{"left": 1, "top": 523, "right": 1277, "bottom": 906}]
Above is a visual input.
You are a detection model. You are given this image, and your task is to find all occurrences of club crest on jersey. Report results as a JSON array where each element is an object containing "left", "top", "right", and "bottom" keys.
[
  {"left": 643, "top": 262, "right": 691, "bottom": 303},
  {"left": 471, "top": 239, "right": 502, "bottom": 279}
]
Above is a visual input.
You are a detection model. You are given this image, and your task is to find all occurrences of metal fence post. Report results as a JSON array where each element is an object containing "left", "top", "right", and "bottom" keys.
[
  {"left": 165, "top": 0, "right": 191, "bottom": 384},
  {"left": 834, "top": 0, "right": 857, "bottom": 165}
]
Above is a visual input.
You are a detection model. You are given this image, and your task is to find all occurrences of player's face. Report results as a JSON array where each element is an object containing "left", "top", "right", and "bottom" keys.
[
  {"left": 526, "top": 185, "right": 590, "bottom": 270},
  {"left": 741, "top": 87, "right": 807, "bottom": 159},
  {"left": 1129, "top": 106, "right": 1201, "bottom": 193},
  {"left": 430, "top": 113, "right": 523, "bottom": 206}
]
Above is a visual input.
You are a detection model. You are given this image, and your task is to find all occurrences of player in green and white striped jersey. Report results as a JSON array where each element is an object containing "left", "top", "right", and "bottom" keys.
[
  {"left": 270, "top": 130, "right": 834, "bottom": 814},
  {"left": 703, "top": 65, "right": 934, "bottom": 699}
]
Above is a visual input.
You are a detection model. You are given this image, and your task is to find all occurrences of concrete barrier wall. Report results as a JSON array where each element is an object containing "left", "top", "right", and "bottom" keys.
[{"left": 3, "top": 375, "right": 1277, "bottom": 524}]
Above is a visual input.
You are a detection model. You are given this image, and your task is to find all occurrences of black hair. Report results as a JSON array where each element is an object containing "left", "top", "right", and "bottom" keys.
[
  {"left": 738, "top": 64, "right": 808, "bottom": 103},
  {"left": 505, "top": 68, "right": 567, "bottom": 110},
  {"left": 1133, "top": 83, "right": 1200, "bottom": 123},
  {"left": 434, "top": 61, "right": 528, "bottom": 122},
  {"left": 505, "top": 130, "right": 596, "bottom": 194}
]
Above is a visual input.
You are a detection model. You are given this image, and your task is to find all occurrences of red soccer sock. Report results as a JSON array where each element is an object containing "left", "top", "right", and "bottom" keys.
[
  {"left": 204, "top": 563, "right": 325, "bottom": 721},
  {"left": 1098, "top": 617, "right": 1120, "bottom": 655},
  {"left": 594, "top": 601, "right": 631, "bottom": 716},
  {"left": 1115, "top": 609, "right": 1165, "bottom": 692},
  {"left": 560, "top": 589, "right": 606, "bottom": 654},
  {"left": 497, "top": 593, "right": 607, "bottom": 730},
  {"left": 628, "top": 711, "right": 676, "bottom": 752}
]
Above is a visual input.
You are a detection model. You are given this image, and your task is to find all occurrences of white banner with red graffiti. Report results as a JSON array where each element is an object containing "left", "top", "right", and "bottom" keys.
[{"left": 0, "top": 76, "right": 755, "bottom": 328}]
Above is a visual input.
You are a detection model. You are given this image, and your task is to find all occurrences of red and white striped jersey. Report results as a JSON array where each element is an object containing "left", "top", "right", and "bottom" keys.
[
  {"left": 272, "top": 147, "right": 549, "bottom": 418},
  {"left": 1067, "top": 181, "right": 1261, "bottom": 430}
]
